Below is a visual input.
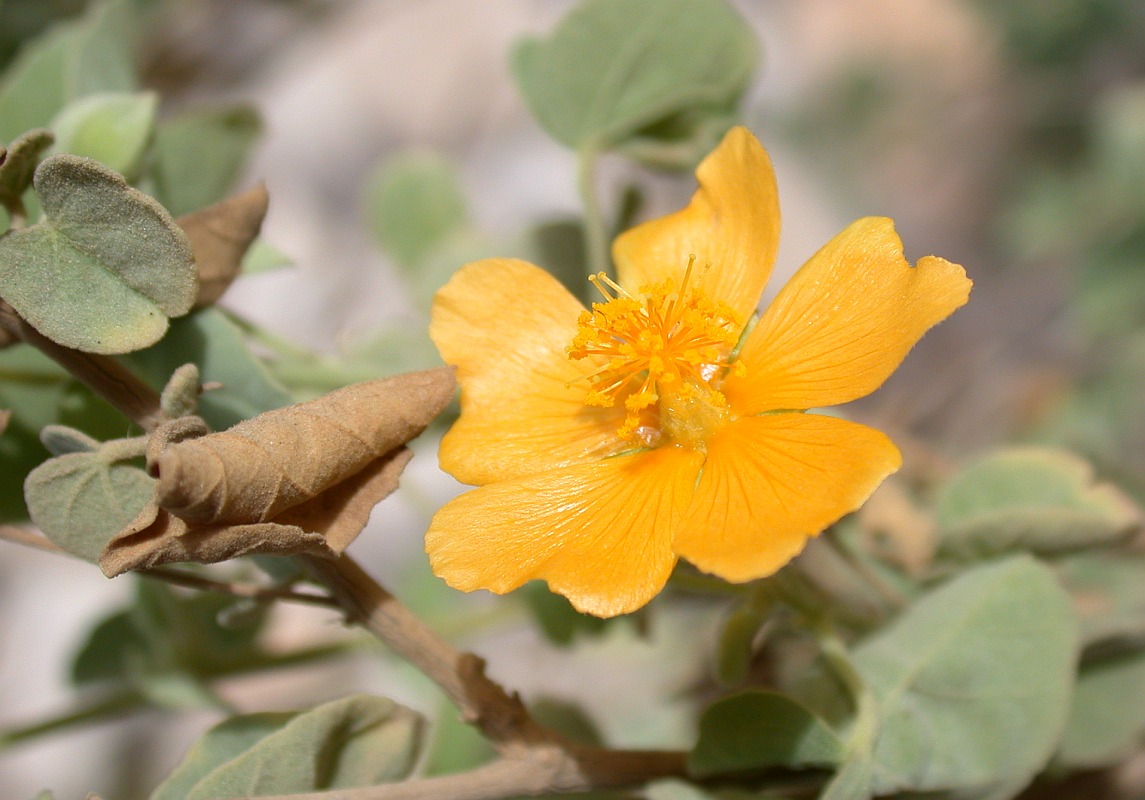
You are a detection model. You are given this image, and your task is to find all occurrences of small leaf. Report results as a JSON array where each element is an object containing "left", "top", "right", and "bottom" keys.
[
  {"left": 160, "top": 364, "right": 202, "bottom": 420},
  {"left": 150, "top": 105, "right": 262, "bottom": 217},
  {"left": 366, "top": 150, "right": 467, "bottom": 269},
  {"left": 0, "top": 128, "right": 54, "bottom": 214},
  {"left": 152, "top": 694, "right": 424, "bottom": 800},
  {"left": 178, "top": 184, "right": 269, "bottom": 309},
  {"left": 25, "top": 447, "right": 154, "bottom": 561},
  {"left": 936, "top": 447, "right": 1140, "bottom": 563},
  {"left": 856, "top": 556, "right": 1079, "bottom": 796},
  {"left": 1058, "top": 648, "right": 1145, "bottom": 768},
  {"left": 0, "top": 155, "right": 196, "bottom": 353},
  {"left": 512, "top": 0, "right": 756, "bottom": 150},
  {"left": 50, "top": 91, "right": 157, "bottom": 177},
  {"left": 689, "top": 690, "right": 843, "bottom": 777}
]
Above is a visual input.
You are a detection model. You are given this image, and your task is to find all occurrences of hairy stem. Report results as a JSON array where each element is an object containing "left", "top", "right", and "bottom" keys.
[
  {"left": 296, "top": 553, "right": 552, "bottom": 748},
  {"left": 0, "top": 302, "right": 166, "bottom": 431},
  {"left": 577, "top": 145, "right": 612, "bottom": 279}
]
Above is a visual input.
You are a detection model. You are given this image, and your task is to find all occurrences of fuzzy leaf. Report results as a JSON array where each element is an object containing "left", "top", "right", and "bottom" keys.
[
  {"left": 0, "top": 155, "right": 196, "bottom": 353},
  {"left": 936, "top": 447, "right": 1140, "bottom": 562},
  {"left": 159, "top": 364, "right": 203, "bottom": 420},
  {"left": 512, "top": 0, "right": 756, "bottom": 150},
  {"left": 857, "top": 556, "right": 1078, "bottom": 796},
  {"left": 152, "top": 694, "right": 424, "bottom": 800},
  {"left": 689, "top": 690, "right": 843, "bottom": 777},
  {"left": 50, "top": 91, "right": 157, "bottom": 177},
  {"left": 0, "top": 128, "right": 54, "bottom": 213},
  {"left": 25, "top": 448, "right": 154, "bottom": 561},
  {"left": 101, "top": 368, "right": 455, "bottom": 575},
  {"left": 150, "top": 106, "right": 261, "bottom": 217},
  {"left": 178, "top": 184, "right": 269, "bottom": 308}
]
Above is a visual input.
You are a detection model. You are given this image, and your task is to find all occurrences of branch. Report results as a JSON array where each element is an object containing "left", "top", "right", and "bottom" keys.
[
  {"left": 140, "top": 567, "right": 343, "bottom": 610},
  {"left": 296, "top": 553, "right": 551, "bottom": 747},
  {"left": 0, "top": 301, "right": 166, "bottom": 431},
  {"left": 0, "top": 523, "right": 68, "bottom": 556}
]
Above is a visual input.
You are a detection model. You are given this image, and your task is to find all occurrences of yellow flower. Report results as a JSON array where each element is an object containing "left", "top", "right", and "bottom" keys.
[{"left": 426, "top": 127, "right": 971, "bottom": 618}]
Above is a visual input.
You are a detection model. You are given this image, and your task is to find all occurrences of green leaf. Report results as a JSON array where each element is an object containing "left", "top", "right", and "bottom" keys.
[
  {"left": 24, "top": 446, "right": 153, "bottom": 561},
  {"left": 689, "top": 690, "right": 843, "bottom": 777},
  {"left": 0, "top": 128, "right": 54, "bottom": 214},
  {"left": 50, "top": 91, "right": 158, "bottom": 177},
  {"left": 124, "top": 308, "right": 292, "bottom": 428},
  {"left": 1058, "top": 648, "right": 1145, "bottom": 768},
  {"left": 149, "top": 105, "right": 262, "bottom": 217},
  {"left": 0, "top": 155, "right": 196, "bottom": 353},
  {"left": 366, "top": 150, "right": 467, "bottom": 269},
  {"left": 512, "top": 0, "right": 756, "bottom": 150},
  {"left": 0, "top": 0, "right": 137, "bottom": 143},
  {"left": 935, "top": 447, "right": 1140, "bottom": 563},
  {"left": 152, "top": 694, "right": 424, "bottom": 800},
  {"left": 856, "top": 556, "right": 1079, "bottom": 796}
]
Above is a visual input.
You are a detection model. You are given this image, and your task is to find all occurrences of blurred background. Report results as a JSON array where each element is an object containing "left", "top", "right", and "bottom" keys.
[{"left": 1, "top": 0, "right": 1144, "bottom": 796}]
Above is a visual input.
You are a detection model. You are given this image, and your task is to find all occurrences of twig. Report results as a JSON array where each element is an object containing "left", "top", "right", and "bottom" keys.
[
  {"left": 140, "top": 567, "right": 343, "bottom": 610},
  {"left": 255, "top": 741, "right": 688, "bottom": 800},
  {"left": 0, "top": 524, "right": 69, "bottom": 555},
  {"left": 0, "top": 301, "right": 166, "bottom": 431}
]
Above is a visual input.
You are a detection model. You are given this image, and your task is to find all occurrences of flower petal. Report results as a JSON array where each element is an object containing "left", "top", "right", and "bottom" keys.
[
  {"left": 724, "top": 217, "right": 971, "bottom": 414},
  {"left": 673, "top": 413, "right": 901, "bottom": 582},
  {"left": 426, "top": 446, "right": 705, "bottom": 618},
  {"left": 431, "top": 258, "right": 625, "bottom": 485},
  {"left": 612, "top": 126, "right": 779, "bottom": 322}
]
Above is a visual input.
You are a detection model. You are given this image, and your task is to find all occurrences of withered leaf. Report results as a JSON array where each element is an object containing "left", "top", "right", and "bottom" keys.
[
  {"left": 178, "top": 184, "right": 269, "bottom": 309},
  {"left": 0, "top": 409, "right": 10, "bottom": 434},
  {"left": 100, "top": 368, "right": 454, "bottom": 576}
]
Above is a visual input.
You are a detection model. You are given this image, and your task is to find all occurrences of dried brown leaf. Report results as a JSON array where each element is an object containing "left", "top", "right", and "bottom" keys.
[
  {"left": 100, "top": 368, "right": 455, "bottom": 576},
  {"left": 100, "top": 498, "right": 331, "bottom": 577},
  {"left": 0, "top": 409, "right": 9, "bottom": 434},
  {"left": 179, "top": 184, "right": 269, "bottom": 309}
]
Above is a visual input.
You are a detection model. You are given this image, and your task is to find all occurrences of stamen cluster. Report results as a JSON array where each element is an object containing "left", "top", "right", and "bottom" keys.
[{"left": 567, "top": 264, "right": 745, "bottom": 446}]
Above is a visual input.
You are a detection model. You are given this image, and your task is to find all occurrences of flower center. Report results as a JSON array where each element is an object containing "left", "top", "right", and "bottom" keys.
[{"left": 567, "top": 260, "right": 745, "bottom": 449}]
